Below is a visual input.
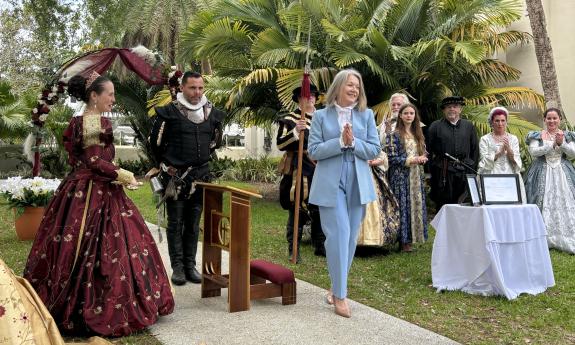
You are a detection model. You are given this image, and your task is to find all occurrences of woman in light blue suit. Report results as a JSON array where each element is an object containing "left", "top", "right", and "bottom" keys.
[{"left": 308, "top": 69, "right": 381, "bottom": 318}]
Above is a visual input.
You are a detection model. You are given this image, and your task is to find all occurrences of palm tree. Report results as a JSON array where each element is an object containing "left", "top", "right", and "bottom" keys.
[
  {"left": 0, "top": 80, "right": 29, "bottom": 142},
  {"left": 113, "top": 75, "right": 157, "bottom": 167},
  {"left": 86, "top": 0, "right": 197, "bottom": 65},
  {"left": 525, "top": 0, "right": 562, "bottom": 111},
  {"left": 178, "top": 0, "right": 543, "bottom": 133}
]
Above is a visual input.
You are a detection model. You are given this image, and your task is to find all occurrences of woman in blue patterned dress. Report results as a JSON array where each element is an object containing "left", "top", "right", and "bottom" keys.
[
  {"left": 386, "top": 104, "right": 428, "bottom": 252},
  {"left": 524, "top": 107, "right": 575, "bottom": 253}
]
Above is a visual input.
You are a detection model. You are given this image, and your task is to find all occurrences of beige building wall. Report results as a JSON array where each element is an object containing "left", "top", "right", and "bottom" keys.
[{"left": 503, "top": 0, "right": 575, "bottom": 124}]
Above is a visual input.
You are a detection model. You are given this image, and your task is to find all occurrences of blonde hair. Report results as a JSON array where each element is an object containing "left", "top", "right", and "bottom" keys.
[{"left": 324, "top": 69, "right": 367, "bottom": 111}]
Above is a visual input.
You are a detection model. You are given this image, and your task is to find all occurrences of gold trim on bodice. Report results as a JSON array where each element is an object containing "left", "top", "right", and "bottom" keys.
[{"left": 82, "top": 114, "right": 104, "bottom": 148}]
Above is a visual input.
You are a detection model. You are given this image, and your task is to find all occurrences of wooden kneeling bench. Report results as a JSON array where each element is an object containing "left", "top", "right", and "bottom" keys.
[{"left": 250, "top": 260, "right": 296, "bottom": 305}]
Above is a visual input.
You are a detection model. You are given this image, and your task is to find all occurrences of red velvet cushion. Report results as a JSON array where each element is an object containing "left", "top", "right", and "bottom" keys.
[{"left": 250, "top": 260, "right": 295, "bottom": 284}]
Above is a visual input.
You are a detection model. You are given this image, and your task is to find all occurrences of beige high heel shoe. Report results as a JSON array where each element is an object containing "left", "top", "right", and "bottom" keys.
[{"left": 334, "top": 297, "right": 351, "bottom": 318}]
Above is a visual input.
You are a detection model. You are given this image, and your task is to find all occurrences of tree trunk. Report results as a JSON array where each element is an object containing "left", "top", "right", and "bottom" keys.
[
  {"left": 201, "top": 59, "right": 212, "bottom": 75},
  {"left": 525, "top": 0, "right": 562, "bottom": 111},
  {"left": 169, "top": 23, "right": 177, "bottom": 65}
]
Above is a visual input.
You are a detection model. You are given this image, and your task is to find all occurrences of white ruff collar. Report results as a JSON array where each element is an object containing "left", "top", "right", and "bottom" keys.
[{"left": 177, "top": 93, "right": 208, "bottom": 110}]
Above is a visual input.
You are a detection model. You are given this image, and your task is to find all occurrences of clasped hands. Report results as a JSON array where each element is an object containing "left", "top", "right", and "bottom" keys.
[
  {"left": 496, "top": 137, "right": 515, "bottom": 159},
  {"left": 554, "top": 131, "right": 565, "bottom": 147},
  {"left": 341, "top": 123, "right": 354, "bottom": 147}
]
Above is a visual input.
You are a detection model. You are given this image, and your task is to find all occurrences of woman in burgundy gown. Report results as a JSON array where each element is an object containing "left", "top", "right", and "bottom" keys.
[{"left": 24, "top": 73, "right": 174, "bottom": 337}]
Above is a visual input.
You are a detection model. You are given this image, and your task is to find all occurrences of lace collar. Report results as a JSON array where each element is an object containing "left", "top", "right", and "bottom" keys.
[{"left": 177, "top": 93, "right": 208, "bottom": 110}]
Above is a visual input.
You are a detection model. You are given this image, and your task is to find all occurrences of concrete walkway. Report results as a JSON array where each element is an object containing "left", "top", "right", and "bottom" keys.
[{"left": 146, "top": 223, "right": 458, "bottom": 345}]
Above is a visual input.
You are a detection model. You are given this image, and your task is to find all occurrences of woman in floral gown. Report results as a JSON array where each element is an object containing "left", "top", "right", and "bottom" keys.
[
  {"left": 356, "top": 94, "right": 404, "bottom": 247},
  {"left": 24, "top": 73, "right": 174, "bottom": 336},
  {"left": 386, "top": 104, "right": 428, "bottom": 252}
]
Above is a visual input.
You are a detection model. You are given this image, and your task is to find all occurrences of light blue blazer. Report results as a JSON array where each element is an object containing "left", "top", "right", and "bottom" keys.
[{"left": 308, "top": 106, "right": 381, "bottom": 207}]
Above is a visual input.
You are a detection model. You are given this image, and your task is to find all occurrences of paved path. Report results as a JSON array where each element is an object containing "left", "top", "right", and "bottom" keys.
[{"left": 146, "top": 223, "right": 458, "bottom": 345}]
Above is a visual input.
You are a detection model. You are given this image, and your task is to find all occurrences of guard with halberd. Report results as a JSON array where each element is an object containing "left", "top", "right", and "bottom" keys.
[{"left": 276, "top": 84, "right": 326, "bottom": 262}]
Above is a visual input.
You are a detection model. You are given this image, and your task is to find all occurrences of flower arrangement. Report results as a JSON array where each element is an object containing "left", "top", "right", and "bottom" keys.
[
  {"left": 32, "top": 82, "right": 67, "bottom": 125},
  {"left": 0, "top": 177, "right": 61, "bottom": 215}
]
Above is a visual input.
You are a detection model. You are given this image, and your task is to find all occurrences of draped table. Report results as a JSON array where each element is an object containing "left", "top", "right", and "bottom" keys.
[{"left": 431, "top": 204, "right": 555, "bottom": 300}]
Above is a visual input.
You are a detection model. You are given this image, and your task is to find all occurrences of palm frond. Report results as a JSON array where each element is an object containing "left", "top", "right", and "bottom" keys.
[
  {"left": 251, "top": 28, "right": 303, "bottom": 67},
  {"left": 469, "top": 59, "right": 522, "bottom": 85},
  {"left": 450, "top": 40, "right": 486, "bottom": 64},
  {"left": 196, "top": 18, "right": 254, "bottom": 66},
  {"left": 467, "top": 87, "right": 545, "bottom": 111},
  {"left": 0, "top": 103, "right": 28, "bottom": 138},
  {"left": 217, "top": 0, "right": 286, "bottom": 32},
  {"left": 147, "top": 90, "right": 172, "bottom": 116}
]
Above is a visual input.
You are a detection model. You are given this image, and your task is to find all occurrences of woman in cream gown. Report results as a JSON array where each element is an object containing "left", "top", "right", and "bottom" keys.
[
  {"left": 478, "top": 106, "right": 527, "bottom": 203},
  {"left": 0, "top": 258, "right": 110, "bottom": 345}
]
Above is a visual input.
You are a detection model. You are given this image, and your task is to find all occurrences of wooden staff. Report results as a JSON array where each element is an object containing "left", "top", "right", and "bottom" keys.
[
  {"left": 291, "top": 19, "right": 313, "bottom": 264},
  {"left": 291, "top": 107, "right": 306, "bottom": 264}
]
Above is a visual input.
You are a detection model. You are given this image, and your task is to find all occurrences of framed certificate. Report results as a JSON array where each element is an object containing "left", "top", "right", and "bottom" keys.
[
  {"left": 466, "top": 174, "right": 482, "bottom": 206},
  {"left": 480, "top": 174, "right": 522, "bottom": 204}
]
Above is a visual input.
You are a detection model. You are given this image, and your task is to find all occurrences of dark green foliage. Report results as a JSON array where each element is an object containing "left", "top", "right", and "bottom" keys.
[
  {"left": 112, "top": 75, "right": 158, "bottom": 167},
  {"left": 209, "top": 156, "right": 236, "bottom": 178},
  {"left": 220, "top": 156, "right": 280, "bottom": 183},
  {"left": 117, "top": 157, "right": 151, "bottom": 177}
]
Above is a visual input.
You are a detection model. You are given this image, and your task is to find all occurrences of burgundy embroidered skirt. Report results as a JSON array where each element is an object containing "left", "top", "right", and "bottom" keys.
[{"left": 24, "top": 175, "right": 174, "bottom": 336}]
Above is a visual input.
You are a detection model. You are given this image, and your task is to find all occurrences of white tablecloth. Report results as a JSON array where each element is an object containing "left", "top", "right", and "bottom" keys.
[{"left": 431, "top": 204, "right": 555, "bottom": 300}]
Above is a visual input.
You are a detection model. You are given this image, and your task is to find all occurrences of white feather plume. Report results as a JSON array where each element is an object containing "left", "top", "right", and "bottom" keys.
[
  {"left": 23, "top": 133, "right": 35, "bottom": 163},
  {"left": 130, "top": 45, "right": 157, "bottom": 66},
  {"left": 58, "top": 60, "right": 94, "bottom": 83}
]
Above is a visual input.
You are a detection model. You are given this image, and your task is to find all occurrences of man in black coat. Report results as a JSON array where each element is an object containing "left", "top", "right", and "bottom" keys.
[
  {"left": 426, "top": 96, "right": 479, "bottom": 209},
  {"left": 150, "top": 72, "right": 225, "bottom": 285}
]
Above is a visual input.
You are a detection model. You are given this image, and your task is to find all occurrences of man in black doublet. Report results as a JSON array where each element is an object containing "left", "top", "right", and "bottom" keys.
[
  {"left": 150, "top": 72, "right": 225, "bottom": 285},
  {"left": 426, "top": 96, "right": 478, "bottom": 209}
]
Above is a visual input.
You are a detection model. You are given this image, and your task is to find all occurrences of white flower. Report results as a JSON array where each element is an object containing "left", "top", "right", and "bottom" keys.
[
  {"left": 39, "top": 114, "right": 48, "bottom": 122},
  {"left": 0, "top": 177, "right": 60, "bottom": 208}
]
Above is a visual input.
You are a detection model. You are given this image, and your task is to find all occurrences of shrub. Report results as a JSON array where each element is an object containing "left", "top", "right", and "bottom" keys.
[
  {"left": 117, "top": 157, "right": 151, "bottom": 177},
  {"left": 220, "top": 156, "right": 280, "bottom": 183},
  {"left": 210, "top": 156, "right": 236, "bottom": 178}
]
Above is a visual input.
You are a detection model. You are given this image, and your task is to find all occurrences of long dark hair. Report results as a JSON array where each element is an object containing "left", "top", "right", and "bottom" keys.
[{"left": 395, "top": 103, "right": 425, "bottom": 155}]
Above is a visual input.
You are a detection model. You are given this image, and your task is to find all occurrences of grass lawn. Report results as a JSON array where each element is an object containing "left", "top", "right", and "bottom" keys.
[{"left": 2, "top": 181, "right": 575, "bottom": 344}]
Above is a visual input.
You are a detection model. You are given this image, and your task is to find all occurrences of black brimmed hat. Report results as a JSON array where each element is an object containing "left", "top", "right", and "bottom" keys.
[
  {"left": 440, "top": 96, "right": 465, "bottom": 109},
  {"left": 292, "top": 84, "right": 320, "bottom": 102}
]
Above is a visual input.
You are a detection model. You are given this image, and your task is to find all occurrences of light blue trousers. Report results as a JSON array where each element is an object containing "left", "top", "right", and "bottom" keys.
[{"left": 319, "top": 151, "right": 365, "bottom": 299}]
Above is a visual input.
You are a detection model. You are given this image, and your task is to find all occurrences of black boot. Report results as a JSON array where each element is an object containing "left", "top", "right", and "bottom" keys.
[
  {"left": 288, "top": 243, "right": 301, "bottom": 263},
  {"left": 171, "top": 266, "right": 186, "bottom": 286},
  {"left": 310, "top": 205, "right": 326, "bottom": 257},
  {"left": 183, "top": 197, "right": 203, "bottom": 284},
  {"left": 185, "top": 267, "right": 202, "bottom": 283},
  {"left": 314, "top": 246, "right": 326, "bottom": 257},
  {"left": 166, "top": 200, "right": 186, "bottom": 286}
]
